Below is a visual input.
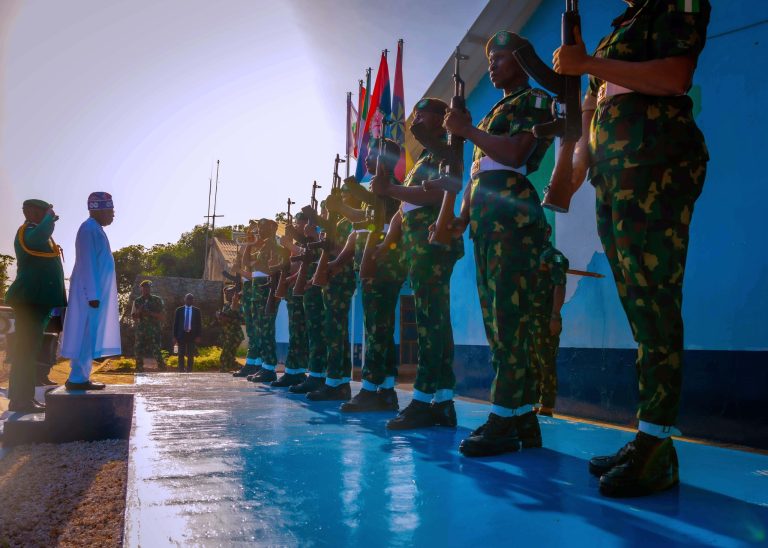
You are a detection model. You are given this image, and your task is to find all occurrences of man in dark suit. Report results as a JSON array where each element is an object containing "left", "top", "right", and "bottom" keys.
[{"left": 173, "top": 293, "right": 202, "bottom": 372}]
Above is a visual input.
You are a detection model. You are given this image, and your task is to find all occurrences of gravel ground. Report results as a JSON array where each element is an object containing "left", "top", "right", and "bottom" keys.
[{"left": 0, "top": 439, "right": 128, "bottom": 547}]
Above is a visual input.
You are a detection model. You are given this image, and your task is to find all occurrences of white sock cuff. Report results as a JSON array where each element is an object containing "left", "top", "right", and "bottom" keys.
[
  {"left": 254, "top": 358, "right": 264, "bottom": 365},
  {"left": 362, "top": 380, "right": 379, "bottom": 392},
  {"left": 284, "top": 368, "right": 305, "bottom": 375},
  {"left": 434, "top": 389, "right": 454, "bottom": 403},
  {"left": 308, "top": 371, "right": 325, "bottom": 378},
  {"left": 490, "top": 404, "right": 515, "bottom": 418},
  {"left": 245, "top": 358, "right": 257, "bottom": 365},
  {"left": 325, "top": 377, "right": 345, "bottom": 387},
  {"left": 515, "top": 404, "right": 535, "bottom": 416},
  {"left": 380, "top": 376, "right": 396, "bottom": 389},
  {"left": 638, "top": 421, "right": 681, "bottom": 438},
  {"left": 412, "top": 390, "right": 433, "bottom": 403}
]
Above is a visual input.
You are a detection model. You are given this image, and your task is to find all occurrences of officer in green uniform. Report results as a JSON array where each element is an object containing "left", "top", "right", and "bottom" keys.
[
  {"left": 530, "top": 223, "right": 568, "bottom": 417},
  {"left": 131, "top": 280, "right": 166, "bottom": 372},
  {"left": 325, "top": 139, "right": 407, "bottom": 412},
  {"left": 369, "top": 102, "right": 466, "bottom": 427},
  {"left": 218, "top": 285, "right": 244, "bottom": 371},
  {"left": 552, "top": 0, "right": 711, "bottom": 497},
  {"left": 272, "top": 211, "right": 310, "bottom": 387},
  {"left": 443, "top": 31, "right": 556, "bottom": 457},
  {"left": 5, "top": 199, "right": 66, "bottom": 413},
  {"left": 289, "top": 212, "right": 328, "bottom": 394},
  {"left": 248, "top": 219, "right": 280, "bottom": 382},
  {"left": 305, "top": 192, "right": 356, "bottom": 401},
  {"left": 233, "top": 222, "right": 262, "bottom": 377}
]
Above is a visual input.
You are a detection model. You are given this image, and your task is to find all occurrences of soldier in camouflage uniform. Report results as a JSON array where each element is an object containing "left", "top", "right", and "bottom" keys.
[
  {"left": 131, "top": 280, "right": 166, "bottom": 372},
  {"left": 552, "top": 0, "right": 711, "bottom": 497},
  {"left": 233, "top": 222, "right": 263, "bottom": 378},
  {"left": 218, "top": 285, "right": 244, "bottom": 372},
  {"left": 323, "top": 139, "right": 407, "bottom": 413},
  {"left": 272, "top": 211, "right": 310, "bottom": 388},
  {"left": 442, "top": 31, "right": 555, "bottom": 457},
  {"left": 368, "top": 101, "right": 466, "bottom": 427},
  {"left": 305, "top": 191, "right": 356, "bottom": 402},
  {"left": 530, "top": 223, "right": 568, "bottom": 416},
  {"left": 289, "top": 213, "right": 328, "bottom": 394},
  {"left": 247, "top": 219, "right": 280, "bottom": 383}
]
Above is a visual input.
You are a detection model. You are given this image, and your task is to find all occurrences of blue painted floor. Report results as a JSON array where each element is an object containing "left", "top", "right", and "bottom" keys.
[{"left": 124, "top": 374, "right": 768, "bottom": 547}]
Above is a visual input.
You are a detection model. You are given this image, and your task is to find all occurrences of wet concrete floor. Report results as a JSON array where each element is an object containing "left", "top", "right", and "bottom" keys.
[{"left": 124, "top": 374, "right": 768, "bottom": 547}]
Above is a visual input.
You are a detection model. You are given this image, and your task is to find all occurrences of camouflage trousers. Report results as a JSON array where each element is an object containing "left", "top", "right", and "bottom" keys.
[
  {"left": 474, "top": 228, "right": 542, "bottom": 410},
  {"left": 323, "top": 267, "right": 355, "bottom": 380},
  {"left": 594, "top": 161, "right": 706, "bottom": 425},
  {"left": 402, "top": 209, "right": 464, "bottom": 394},
  {"left": 242, "top": 280, "right": 259, "bottom": 361},
  {"left": 252, "top": 281, "right": 277, "bottom": 365},
  {"left": 220, "top": 324, "right": 244, "bottom": 370},
  {"left": 135, "top": 324, "right": 165, "bottom": 367},
  {"left": 302, "top": 284, "right": 327, "bottom": 375},
  {"left": 286, "top": 289, "right": 308, "bottom": 370},
  {"left": 361, "top": 279, "right": 401, "bottom": 385},
  {"left": 531, "top": 314, "right": 560, "bottom": 408}
]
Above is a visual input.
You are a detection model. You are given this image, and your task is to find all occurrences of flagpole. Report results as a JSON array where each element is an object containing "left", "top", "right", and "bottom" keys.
[{"left": 345, "top": 91, "right": 351, "bottom": 178}]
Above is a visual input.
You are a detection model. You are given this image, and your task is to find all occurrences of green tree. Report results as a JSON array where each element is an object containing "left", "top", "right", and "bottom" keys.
[{"left": 0, "top": 254, "right": 15, "bottom": 300}]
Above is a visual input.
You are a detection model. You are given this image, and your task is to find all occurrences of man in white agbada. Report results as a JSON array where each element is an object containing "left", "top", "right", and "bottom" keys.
[{"left": 61, "top": 191, "right": 121, "bottom": 390}]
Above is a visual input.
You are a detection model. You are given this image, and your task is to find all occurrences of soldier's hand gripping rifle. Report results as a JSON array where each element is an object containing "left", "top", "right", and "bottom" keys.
[
  {"left": 429, "top": 46, "right": 469, "bottom": 247},
  {"left": 506, "top": 0, "right": 582, "bottom": 212},
  {"left": 311, "top": 154, "right": 345, "bottom": 287},
  {"left": 359, "top": 134, "right": 389, "bottom": 279}
]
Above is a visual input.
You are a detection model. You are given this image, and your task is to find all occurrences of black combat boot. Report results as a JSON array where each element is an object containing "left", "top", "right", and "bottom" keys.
[
  {"left": 247, "top": 368, "right": 277, "bottom": 383},
  {"left": 386, "top": 400, "right": 435, "bottom": 430},
  {"left": 288, "top": 375, "right": 325, "bottom": 394},
  {"left": 589, "top": 431, "right": 658, "bottom": 477},
  {"left": 233, "top": 364, "right": 260, "bottom": 378},
  {"left": 459, "top": 413, "right": 522, "bottom": 457},
  {"left": 597, "top": 433, "right": 679, "bottom": 498},
  {"left": 340, "top": 388, "right": 399, "bottom": 412},
  {"left": 271, "top": 372, "right": 307, "bottom": 388},
  {"left": 431, "top": 400, "right": 458, "bottom": 427},
  {"left": 307, "top": 382, "right": 352, "bottom": 401},
  {"left": 516, "top": 411, "right": 543, "bottom": 448}
]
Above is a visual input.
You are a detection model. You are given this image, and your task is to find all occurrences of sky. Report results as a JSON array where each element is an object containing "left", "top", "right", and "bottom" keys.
[{"left": 0, "top": 0, "right": 488, "bottom": 276}]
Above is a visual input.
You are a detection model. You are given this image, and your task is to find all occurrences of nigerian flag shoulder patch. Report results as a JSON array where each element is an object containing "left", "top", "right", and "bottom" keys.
[{"left": 676, "top": 0, "right": 701, "bottom": 13}]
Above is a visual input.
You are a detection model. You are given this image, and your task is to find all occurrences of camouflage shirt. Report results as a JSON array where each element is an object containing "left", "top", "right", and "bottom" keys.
[
  {"left": 470, "top": 85, "right": 554, "bottom": 238},
  {"left": 402, "top": 147, "right": 443, "bottom": 221},
  {"left": 530, "top": 243, "right": 569, "bottom": 317},
  {"left": 588, "top": 0, "right": 711, "bottom": 177},
  {"left": 132, "top": 294, "right": 165, "bottom": 329}
]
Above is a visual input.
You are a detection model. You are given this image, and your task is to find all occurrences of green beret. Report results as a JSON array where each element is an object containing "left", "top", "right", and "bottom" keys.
[
  {"left": 486, "top": 30, "right": 519, "bottom": 58},
  {"left": 223, "top": 284, "right": 236, "bottom": 293},
  {"left": 414, "top": 98, "right": 448, "bottom": 116},
  {"left": 140, "top": 280, "right": 152, "bottom": 287},
  {"left": 23, "top": 199, "right": 51, "bottom": 210},
  {"left": 294, "top": 211, "right": 308, "bottom": 221}
]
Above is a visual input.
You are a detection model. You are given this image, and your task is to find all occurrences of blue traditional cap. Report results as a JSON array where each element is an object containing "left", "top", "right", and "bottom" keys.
[{"left": 88, "top": 191, "right": 114, "bottom": 210}]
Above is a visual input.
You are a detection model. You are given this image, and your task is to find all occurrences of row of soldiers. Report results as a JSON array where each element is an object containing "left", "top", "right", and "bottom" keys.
[{"left": 227, "top": 70, "right": 567, "bottom": 445}]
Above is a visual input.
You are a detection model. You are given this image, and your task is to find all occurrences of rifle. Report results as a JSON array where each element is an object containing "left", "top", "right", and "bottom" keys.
[
  {"left": 311, "top": 154, "right": 345, "bottom": 287},
  {"left": 504, "top": 0, "right": 582, "bottom": 212},
  {"left": 359, "top": 135, "right": 389, "bottom": 279},
  {"left": 273, "top": 198, "right": 296, "bottom": 301},
  {"left": 292, "top": 181, "right": 322, "bottom": 297},
  {"left": 429, "top": 46, "right": 469, "bottom": 246}
]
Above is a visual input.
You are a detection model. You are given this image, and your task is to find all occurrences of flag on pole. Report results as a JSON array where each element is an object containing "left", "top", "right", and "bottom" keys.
[
  {"left": 391, "top": 39, "right": 406, "bottom": 181},
  {"left": 355, "top": 51, "right": 391, "bottom": 181},
  {"left": 356, "top": 69, "right": 371, "bottom": 160},
  {"left": 346, "top": 92, "right": 357, "bottom": 159}
]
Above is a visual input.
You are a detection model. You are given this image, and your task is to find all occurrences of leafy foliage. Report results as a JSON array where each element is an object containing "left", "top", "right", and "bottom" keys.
[{"left": 0, "top": 254, "right": 15, "bottom": 299}]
